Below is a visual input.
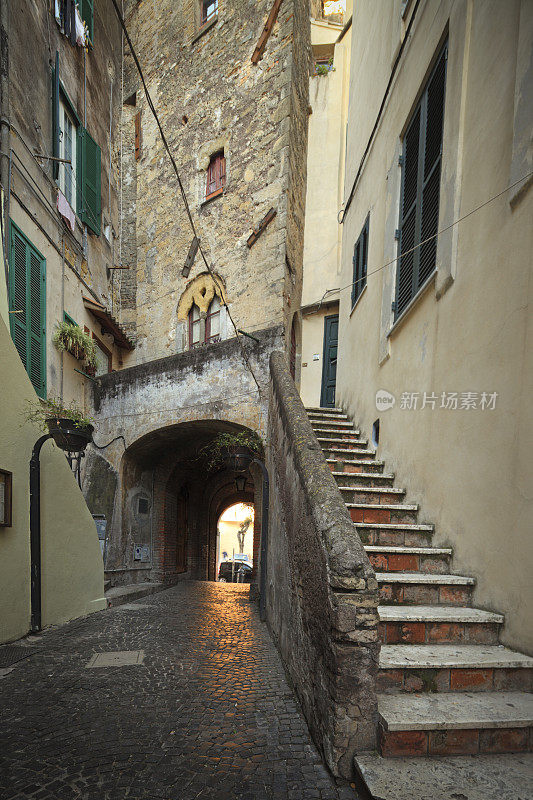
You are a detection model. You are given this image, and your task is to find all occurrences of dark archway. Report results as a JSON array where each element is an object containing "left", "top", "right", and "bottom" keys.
[{"left": 109, "top": 420, "right": 263, "bottom": 587}]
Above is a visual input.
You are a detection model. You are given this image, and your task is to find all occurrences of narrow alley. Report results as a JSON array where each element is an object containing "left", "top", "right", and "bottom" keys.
[{"left": 0, "top": 583, "right": 357, "bottom": 800}]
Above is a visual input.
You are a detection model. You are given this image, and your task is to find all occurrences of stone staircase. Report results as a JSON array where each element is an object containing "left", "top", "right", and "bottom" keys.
[{"left": 306, "top": 406, "right": 533, "bottom": 772}]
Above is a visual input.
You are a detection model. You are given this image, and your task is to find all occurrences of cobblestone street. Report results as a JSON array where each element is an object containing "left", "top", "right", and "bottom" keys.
[{"left": 0, "top": 583, "right": 357, "bottom": 800}]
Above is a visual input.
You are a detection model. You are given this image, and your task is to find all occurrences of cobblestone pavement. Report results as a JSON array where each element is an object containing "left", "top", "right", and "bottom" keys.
[{"left": 0, "top": 582, "right": 359, "bottom": 800}]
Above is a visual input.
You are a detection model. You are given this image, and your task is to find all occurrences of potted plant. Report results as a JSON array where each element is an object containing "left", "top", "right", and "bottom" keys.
[
  {"left": 199, "top": 430, "right": 264, "bottom": 472},
  {"left": 24, "top": 397, "right": 95, "bottom": 452},
  {"left": 52, "top": 321, "right": 98, "bottom": 373}
]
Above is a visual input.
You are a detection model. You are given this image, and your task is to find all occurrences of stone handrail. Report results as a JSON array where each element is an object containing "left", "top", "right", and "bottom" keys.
[{"left": 265, "top": 351, "right": 379, "bottom": 778}]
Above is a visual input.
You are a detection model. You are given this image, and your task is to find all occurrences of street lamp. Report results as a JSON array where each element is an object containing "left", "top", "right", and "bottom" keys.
[{"left": 235, "top": 474, "right": 247, "bottom": 493}]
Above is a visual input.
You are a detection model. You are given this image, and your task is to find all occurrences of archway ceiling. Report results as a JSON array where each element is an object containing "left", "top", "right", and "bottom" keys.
[{"left": 125, "top": 419, "right": 251, "bottom": 468}]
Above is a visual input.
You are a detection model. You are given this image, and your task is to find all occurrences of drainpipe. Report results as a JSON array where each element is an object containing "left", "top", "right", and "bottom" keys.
[
  {"left": 251, "top": 458, "right": 269, "bottom": 623},
  {"left": 0, "top": 0, "right": 11, "bottom": 283},
  {"left": 29, "top": 434, "right": 52, "bottom": 632}
]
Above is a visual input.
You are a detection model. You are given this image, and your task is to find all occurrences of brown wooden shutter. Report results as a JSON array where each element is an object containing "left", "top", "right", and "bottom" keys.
[{"left": 134, "top": 112, "right": 142, "bottom": 161}]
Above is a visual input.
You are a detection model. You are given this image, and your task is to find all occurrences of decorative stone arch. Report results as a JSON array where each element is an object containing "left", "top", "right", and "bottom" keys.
[{"left": 176, "top": 272, "right": 228, "bottom": 350}]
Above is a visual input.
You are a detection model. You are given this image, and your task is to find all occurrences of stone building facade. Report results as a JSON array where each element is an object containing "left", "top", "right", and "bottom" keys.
[{"left": 117, "top": 0, "right": 310, "bottom": 364}]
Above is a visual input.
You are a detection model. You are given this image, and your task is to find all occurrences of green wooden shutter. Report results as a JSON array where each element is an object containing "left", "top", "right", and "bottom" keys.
[
  {"left": 79, "top": 0, "right": 94, "bottom": 44},
  {"left": 80, "top": 127, "right": 101, "bottom": 235},
  {"left": 52, "top": 52, "right": 60, "bottom": 181},
  {"left": 9, "top": 224, "right": 46, "bottom": 398}
]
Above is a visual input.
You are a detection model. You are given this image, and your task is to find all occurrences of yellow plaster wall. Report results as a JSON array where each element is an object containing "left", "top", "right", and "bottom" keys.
[
  {"left": 338, "top": 0, "right": 533, "bottom": 652},
  {"left": 0, "top": 316, "right": 106, "bottom": 644}
]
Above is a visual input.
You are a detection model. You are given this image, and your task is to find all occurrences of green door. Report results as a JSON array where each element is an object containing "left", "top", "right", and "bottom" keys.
[{"left": 320, "top": 314, "right": 338, "bottom": 409}]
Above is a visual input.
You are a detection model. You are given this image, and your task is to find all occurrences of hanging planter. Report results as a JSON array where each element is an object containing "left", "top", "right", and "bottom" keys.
[
  {"left": 199, "top": 431, "right": 263, "bottom": 472},
  {"left": 24, "top": 397, "right": 95, "bottom": 452},
  {"left": 52, "top": 321, "right": 98, "bottom": 370}
]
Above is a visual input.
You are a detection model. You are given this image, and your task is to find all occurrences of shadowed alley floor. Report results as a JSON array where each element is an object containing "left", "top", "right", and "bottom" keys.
[{"left": 0, "top": 582, "right": 357, "bottom": 800}]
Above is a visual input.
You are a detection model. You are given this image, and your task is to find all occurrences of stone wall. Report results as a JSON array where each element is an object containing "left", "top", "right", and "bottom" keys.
[
  {"left": 119, "top": 0, "right": 310, "bottom": 364},
  {"left": 84, "top": 325, "right": 282, "bottom": 578},
  {"left": 266, "top": 351, "right": 379, "bottom": 778}
]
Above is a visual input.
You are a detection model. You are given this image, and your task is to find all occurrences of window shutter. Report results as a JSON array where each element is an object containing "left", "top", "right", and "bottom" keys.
[
  {"left": 351, "top": 216, "right": 369, "bottom": 308},
  {"left": 80, "top": 127, "right": 101, "bottom": 235},
  {"left": 9, "top": 224, "right": 46, "bottom": 398},
  {"left": 395, "top": 43, "right": 447, "bottom": 319},
  {"left": 79, "top": 0, "right": 94, "bottom": 44},
  {"left": 134, "top": 111, "right": 142, "bottom": 161},
  {"left": 52, "top": 52, "right": 60, "bottom": 181}
]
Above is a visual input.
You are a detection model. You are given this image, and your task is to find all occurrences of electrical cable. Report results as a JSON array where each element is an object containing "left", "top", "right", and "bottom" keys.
[
  {"left": 109, "top": 0, "right": 262, "bottom": 395},
  {"left": 318, "top": 169, "right": 533, "bottom": 311},
  {"left": 339, "top": 0, "right": 422, "bottom": 224}
]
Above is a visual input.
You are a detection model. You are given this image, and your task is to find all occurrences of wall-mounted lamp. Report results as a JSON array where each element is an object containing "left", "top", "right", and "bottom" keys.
[{"left": 235, "top": 474, "right": 247, "bottom": 493}]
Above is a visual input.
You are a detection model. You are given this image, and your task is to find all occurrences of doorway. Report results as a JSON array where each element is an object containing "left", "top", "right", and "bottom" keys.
[
  {"left": 320, "top": 314, "right": 338, "bottom": 408},
  {"left": 216, "top": 502, "right": 255, "bottom": 583}
]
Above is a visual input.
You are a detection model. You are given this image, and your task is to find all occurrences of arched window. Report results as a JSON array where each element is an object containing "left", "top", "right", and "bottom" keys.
[
  {"left": 188, "top": 297, "right": 222, "bottom": 347},
  {"left": 188, "top": 303, "right": 201, "bottom": 347},
  {"left": 206, "top": 295, "right": 221, "bottom": 343}
]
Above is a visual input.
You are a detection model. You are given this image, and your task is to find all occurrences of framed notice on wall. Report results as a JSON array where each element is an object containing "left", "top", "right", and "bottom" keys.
[{"left": 0, "top": 469, "right": 13, "bottom": 527}]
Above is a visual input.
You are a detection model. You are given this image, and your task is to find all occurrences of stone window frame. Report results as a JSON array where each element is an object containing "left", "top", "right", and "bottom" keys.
[
  {"left": 197, "top": 138, "right": 230, "bottom": 208},
  {"left": 177, "top": 273, "right": 228, "bottom": 352}
]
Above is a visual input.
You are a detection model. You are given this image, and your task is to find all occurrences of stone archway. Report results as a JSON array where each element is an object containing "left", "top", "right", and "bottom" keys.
[{"left": 104, "top": 419, "right": 264, "bottom": 587}]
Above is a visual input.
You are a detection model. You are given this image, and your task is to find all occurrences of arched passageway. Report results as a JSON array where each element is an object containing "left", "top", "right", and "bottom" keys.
[{"left": 106, "top": 420, "right": 263, "bottom": 588}]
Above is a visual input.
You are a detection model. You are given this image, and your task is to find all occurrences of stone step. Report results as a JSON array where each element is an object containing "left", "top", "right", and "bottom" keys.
[
  {"left": 378, "top": 692, "right": 533, "bottom": 756},
  {"left": 324, "top": 446, "right": 377, "bottom": 459},
  {"left": 348, "top": 503, "right": 418, "bottom": 525},
  {"left": 354, "top": 752, "right": 533, "bottom": 800},
  {"left": 306, "top": 406, "right": 345, "bottom": 415},
  {"left": 309, "top": 419, "right": 353, "bottom": 428},
  {"left": 105, "top": 582, "right": 164, "bottom": 608},
  {"left": 328, "top": 459, "right": 387, "bottom": 475},
  {"left": 337, "top": 482, "right": 405, "bottom": 496},
  {"left": 378, "top": 644, "right": 533, "bottom": 694},
  {"left": 332, "top": 471, "right": 396, "bottom": 486},
  {"left": 379, "top": 605, "right": 504, "bottom": 645},
  {"left": 366, "top": 545, "right": 453, "bottom": 574},
  {"left": 377, "top": 573, "right": 474, "bottom": 607},
  {"left": 313, "top": 428, "right": 361, "bottom": 439},
  {"left": 355, "top": 522, "right": 434, "bottom": 547},
  {"left": 317, "top": 436, "right": 369, "bottom": 448}
]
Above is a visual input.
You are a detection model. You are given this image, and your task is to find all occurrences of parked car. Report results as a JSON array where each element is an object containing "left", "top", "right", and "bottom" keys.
[{"left": 218, "top": 560, "right": 253, "bottom": 583}]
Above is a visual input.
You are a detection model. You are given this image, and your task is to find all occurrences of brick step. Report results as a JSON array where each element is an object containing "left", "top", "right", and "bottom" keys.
[
  {"left": 323, "top": 446, "right": 377, "bottom": 460},
  {"left": 377, "top": 573, "right": 474, "bottom": 607},
  {"left": 337, "top": 482, "right": 404, "bottom": 499},
  {"left": 378, "top": 645, "right": 533, "bottom": 694},
  {"left": 355, "top": 522, "right": 434, "bottom": 547},
  {"left": 366, "top": 545, "right": 452, "bottom": 573},
  {"left": 306, "top": 406, "right": 345, "bottom": 416},
  {"left": 379, "top": 606, "right": 503, "bottom": 645},
  {"left": 312, "top": 428, "right": 361, "bottom": 439},
  {"left": 328, "top": 459, "right": 387, "bottom": 475},
  {"left": 378, "top": 692, "right": 533, "bottom": 756},
  {"left": 331, "top": 470, "right": 395, "bottom": 486},
  {"left": 309, "top": 419, "right": 353, "bottom": 429},
  {"left": 317, "top": 436, "right": 369, "bottom": 448},
  {"left": 348, "top": 503, "right": 418, "bottom": 525}
]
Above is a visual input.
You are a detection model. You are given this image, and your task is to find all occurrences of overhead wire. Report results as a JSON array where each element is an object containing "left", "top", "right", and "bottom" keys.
[
  {"left": 317, "top": 169, "right": 533, "bottom": 311},
  {"left": 109, "top": 0, "right": 262, "bottom": 394}
]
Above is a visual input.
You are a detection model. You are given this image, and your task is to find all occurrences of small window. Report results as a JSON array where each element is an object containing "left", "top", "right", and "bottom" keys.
[
  {"left": 92, "top": 335, "right": 112, "bottom": 376},
  {"left": 189, "top": 303, "right": 202, "bottom": 347},
  {"left": 352, "top": 215, "right": 369, "bottom": 308},
  {"left": 201, "top": 0, "right": 218, "bottom": 26},
  {"left": 395, "top": 42, "right": 447, "bottom": 319},
  {"left": 59, "top": 99, "right": 78, "bottom": 209},
  {"left": 206, "top": 151, "right": 226, "bottom": 200},
  {"left": 206, "top": 296, "right": 221, "bottom": 343},
  {"left": 138, "top": 497, "right": 149, "bottom": 515}
]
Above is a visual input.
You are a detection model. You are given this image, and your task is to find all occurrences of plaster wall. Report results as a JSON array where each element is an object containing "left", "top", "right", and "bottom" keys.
[
  {"left": 0, "top": 316, "right": 106, "bottom": 644},
  {"left": 338, "top": 0, "right": 533, "bottom": 651}
]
